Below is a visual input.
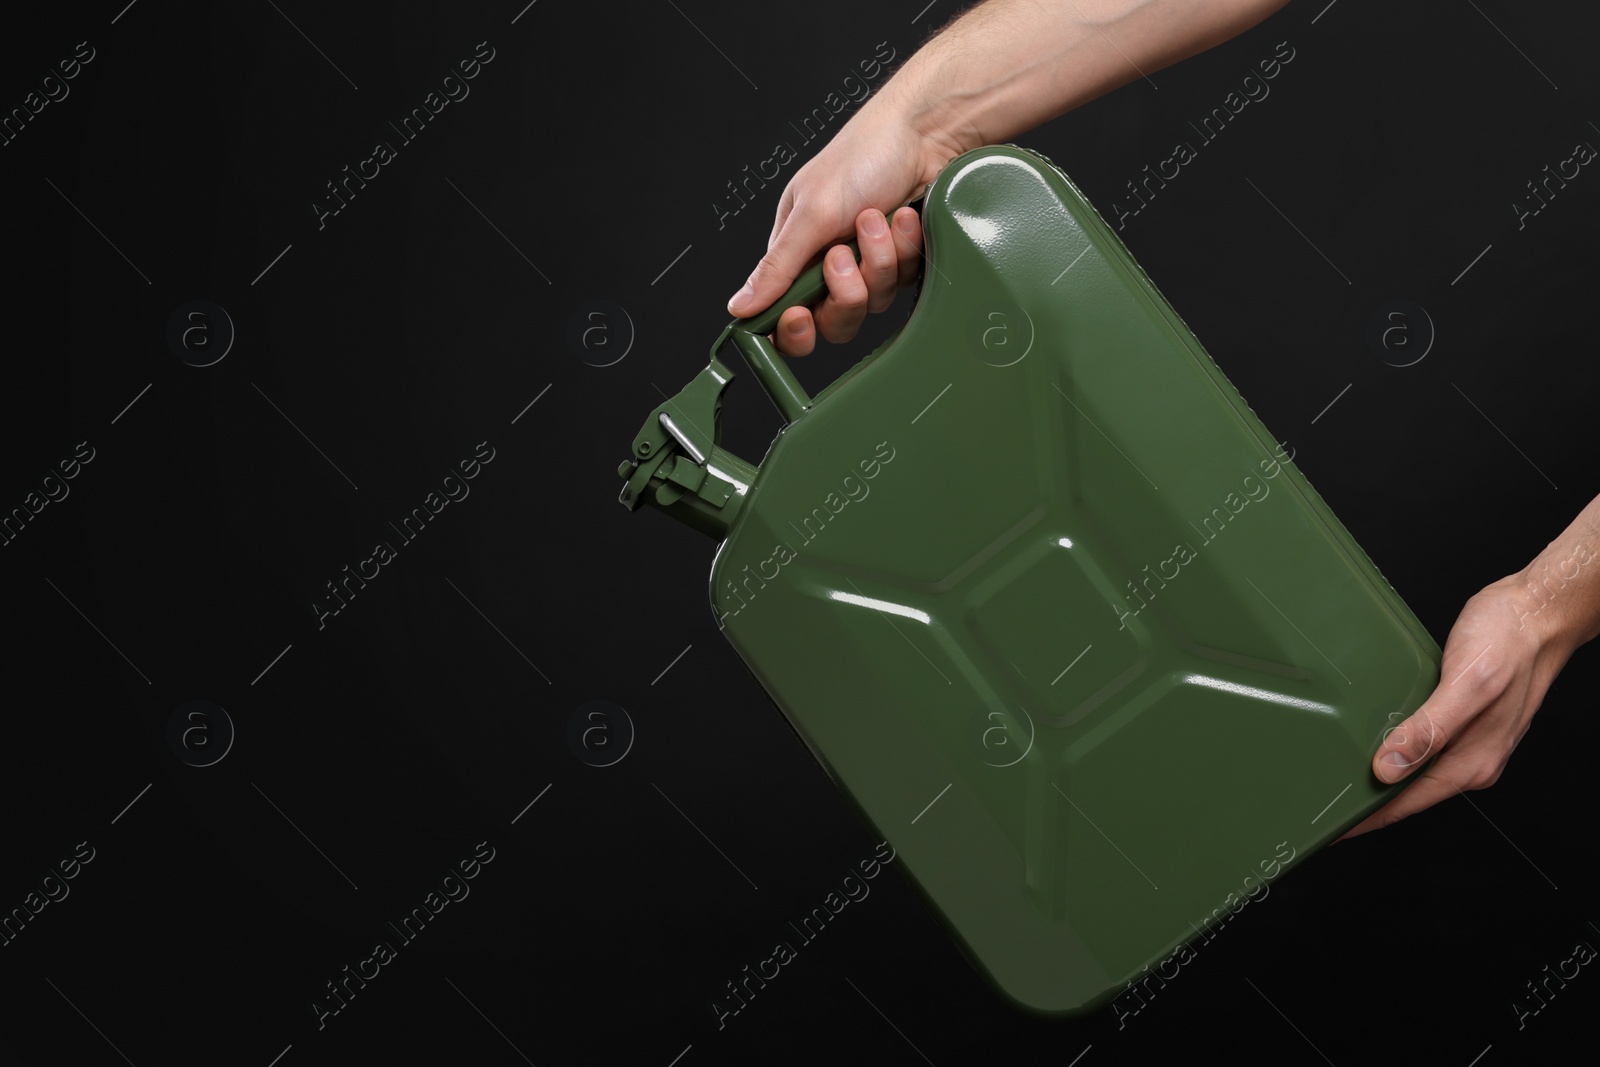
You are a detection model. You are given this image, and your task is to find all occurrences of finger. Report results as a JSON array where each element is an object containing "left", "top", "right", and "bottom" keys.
[
  {"left": 855, "top": 208, "right": 898, "bottom": 314},
  {"left": 774, "top": 306, "right": 815, "bottom": 358},
  {"left": 812, "top": 244, "right": 871, "bottom": 344},
  {"left": 890, "top": 206, "right": 923, "bottom": 289},
  {"left": 1340, "top": 766, "right": 1463, "bottom": 840},
  {"left": 1371, "top": 639, "right": 1501, "bottom": 785},
  {"left": 1343, "top": 724, "right": 1508, "bottom": 840},
  {"left": 730, "top": 194, "right": 843, "bottom": 318},
  {"left": 1343, "top": 682, "right": 1523, "bottom": 840}
]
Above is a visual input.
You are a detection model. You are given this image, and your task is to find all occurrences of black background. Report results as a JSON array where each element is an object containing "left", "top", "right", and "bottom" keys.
[{"left": 2, "top": 1, "right": 1597, "bottom": 1064}]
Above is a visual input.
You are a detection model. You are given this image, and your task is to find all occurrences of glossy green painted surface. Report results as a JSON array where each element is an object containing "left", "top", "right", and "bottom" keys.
[{"left": 620, "top": 145, "right": 1440, "bottom": 1014}]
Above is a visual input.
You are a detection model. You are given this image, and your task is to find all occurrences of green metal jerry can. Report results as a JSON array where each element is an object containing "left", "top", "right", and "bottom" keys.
[{"left": 617, "top": 144, "right": 1440, "bottom": 1014}]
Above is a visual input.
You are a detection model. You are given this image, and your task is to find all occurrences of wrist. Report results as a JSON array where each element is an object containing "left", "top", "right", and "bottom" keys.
[
  {"left": 1503, "top": 540, "right": 1600, "bottom": 655},
  {"left": 862, "top": 65, "right": 985, "bottom": 182},
  {"left": 899, "top": 88, "right": 985, "bottom": 161}
]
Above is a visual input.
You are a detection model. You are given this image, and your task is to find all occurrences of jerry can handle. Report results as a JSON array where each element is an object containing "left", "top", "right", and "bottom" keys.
[{"left": 716, "top": 240, "right": 867, "bottom": 424}]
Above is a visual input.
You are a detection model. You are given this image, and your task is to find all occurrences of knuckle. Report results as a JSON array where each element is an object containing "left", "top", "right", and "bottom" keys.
[
  {"left": 1412, "top": 710, "right": 1443, "bottom": 757},
  {"left": 1475, "top": 656, "right": 1506, "bottom": 688},
  {"left": 831, "top": 279, "right": 868, "bottom": 311},
  {"left": 1463, "top": 760, "right": 1503, "bottom": 790},
  {"left": 752, "top": 250, "right": 786, "bottom": 282},
  {"left": 1458, "top": 646, "right": 1510, "bottom": 693},
  {"left": 863, "top": 241, "right": 897, "bottom": 273}
]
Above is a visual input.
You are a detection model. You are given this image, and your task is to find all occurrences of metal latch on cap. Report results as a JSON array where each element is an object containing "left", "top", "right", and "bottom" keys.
[{"left": 616, "top": 356, "right": 752, "bottom": 539}]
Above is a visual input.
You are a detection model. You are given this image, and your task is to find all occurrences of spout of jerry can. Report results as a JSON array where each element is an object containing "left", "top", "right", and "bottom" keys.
[{"left": 616, "top": 357, "right": 755, "bottom": 540}]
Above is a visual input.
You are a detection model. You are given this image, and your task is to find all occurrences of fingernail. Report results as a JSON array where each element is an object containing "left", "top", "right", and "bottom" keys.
[
  {"left": 728, "top": 281, "right": 753, "bottom": 313},
  {"left": 861, "top": 210, "right": 886, "bottom": 237},
  {"left": 829, "top": 246, "right": 852, "bottom": 270},
  {"left": 1377, "top": 751, "right": 1410, "bottom": 783},
  {"left": 894, "top": 211, "right": 918, "bottom": 236}
]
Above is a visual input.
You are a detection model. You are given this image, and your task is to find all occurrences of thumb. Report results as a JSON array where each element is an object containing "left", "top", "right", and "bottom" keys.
[
  {"left": 728, "top": 206, "right": 843, "bottom": 317},
  {"left": 1371, "top": 646, "right": 1491, "bottom": 783}
]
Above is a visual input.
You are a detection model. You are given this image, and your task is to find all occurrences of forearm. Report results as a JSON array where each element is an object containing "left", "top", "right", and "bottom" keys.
[
  {"left": 1510, "top": 494, "right": 1600, "bottom": 653},
  {"left": 866, "top": 0, "right": 1291, "bottom": 160}
]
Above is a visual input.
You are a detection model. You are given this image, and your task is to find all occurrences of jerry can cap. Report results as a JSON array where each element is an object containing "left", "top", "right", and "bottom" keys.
[{"left": 616, "top": 241, "right": 872, "bottom": 539}]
